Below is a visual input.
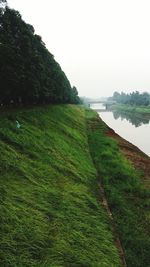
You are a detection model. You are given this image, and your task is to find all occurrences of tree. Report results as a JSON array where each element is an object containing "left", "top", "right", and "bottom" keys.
[
  {"left": 111, "top": 90, "right": 150, "bottom": 106},
  {"left": 112, "top": 91, "right": 121, "bottom": 102},
  {"left": 70, "top": 86, "right": 80, "bottom": 104},
  {"left": 0, "top": 7, "right": 80, "bottom": 105},
  {"left": 140, "top": 92, "right": 150, "bottom": 106}
]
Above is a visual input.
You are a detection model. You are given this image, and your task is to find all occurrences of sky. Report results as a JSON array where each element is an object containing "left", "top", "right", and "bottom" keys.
[{"left": 7, "top": 0, "right": 150, "bottom": 98}]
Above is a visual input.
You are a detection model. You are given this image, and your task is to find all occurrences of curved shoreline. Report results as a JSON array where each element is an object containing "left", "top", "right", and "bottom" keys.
[
  {"left": 102, "top": 118, "right": 150, "bottom": 186},
  {"left": 87, "top": 109, "right": 150, "bottom": 266}
]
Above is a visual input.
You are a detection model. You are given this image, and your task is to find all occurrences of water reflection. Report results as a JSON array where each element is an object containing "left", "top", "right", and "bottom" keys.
[{"left": 112, "top": 110, "right": 150, "bottom": 127}]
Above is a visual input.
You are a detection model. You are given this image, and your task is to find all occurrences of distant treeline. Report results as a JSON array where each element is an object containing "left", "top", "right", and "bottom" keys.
[
  {"left": 109, "top": 91, "right": 150, "bottom": 106},
  {"left": 0, "top": 2, "right": 80, "bottom": 105}
]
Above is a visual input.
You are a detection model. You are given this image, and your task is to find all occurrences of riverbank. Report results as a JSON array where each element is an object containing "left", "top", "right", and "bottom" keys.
[
  {"left": 106, "top": 124, "right": 150, "bottom": 187},
  {"left": 111, "top": 103, "right": 150, "bottom": 114},
  {"left": 86, "top": 109, "right": 150, "bottom": 267},
  {"left": 0, "top": 104, "right": 150, "bottom": 266}
]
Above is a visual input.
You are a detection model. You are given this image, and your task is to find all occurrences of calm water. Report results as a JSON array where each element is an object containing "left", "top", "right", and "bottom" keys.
[{"left": 90, "top": 103, "right": 150, "bottom": 157}]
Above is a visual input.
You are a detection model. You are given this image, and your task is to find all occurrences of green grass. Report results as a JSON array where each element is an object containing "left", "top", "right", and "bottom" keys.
[
  {"left": 0, "top": 105, "right": 122, "bottom": 267},
  {"left": 112, "top": 104, "right": 150, "bottom": 114},
  {"left": 86, "top": 109, "right": 150, "bottom": 267}
]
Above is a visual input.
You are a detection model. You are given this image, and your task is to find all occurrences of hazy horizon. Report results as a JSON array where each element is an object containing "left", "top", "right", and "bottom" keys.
[{"left": 7, "top": 0, "right": 150, "bottom": 98}]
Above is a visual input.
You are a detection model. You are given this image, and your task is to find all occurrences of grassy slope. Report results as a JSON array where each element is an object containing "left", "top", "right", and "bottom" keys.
[
  {"left": 112, "top": 104, "right": 150, "bottom": 114},
  {"left": 0, "top": 105, "right": 122, "bottom": 267},
  {"left": 86, "top": 109, "right": 150, "bottom": 267}
]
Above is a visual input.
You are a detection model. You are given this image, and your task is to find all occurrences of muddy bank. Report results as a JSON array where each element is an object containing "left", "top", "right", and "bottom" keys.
[
  {"left": 87, "top": 110, "right": 150, "bottom": 267},
  {"left": 105, "top": 122, "right": 150, "bottom": 186}
]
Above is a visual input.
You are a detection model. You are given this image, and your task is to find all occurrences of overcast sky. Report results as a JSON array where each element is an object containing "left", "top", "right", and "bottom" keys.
[{"left": 7, "top": 0, "right": 150, "bottom": 98}]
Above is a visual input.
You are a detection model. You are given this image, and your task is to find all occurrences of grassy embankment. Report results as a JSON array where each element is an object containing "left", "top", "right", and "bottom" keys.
[
  {"left": 0, "top": 105, "right": 122, "bottom": 267},
  {"left": 0, "top": 104, "right": 150, "bottom": 267},
  {"left": 111, "top": 104, "right": 150, "bottom": 114},
  {"left": 86, "top": 109, "right": 150, "bottom": 267}
]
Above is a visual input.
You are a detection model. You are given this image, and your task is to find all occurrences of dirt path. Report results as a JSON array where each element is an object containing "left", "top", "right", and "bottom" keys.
[{"left": 98, "top": 182, "right": 127, "bottom": 267}]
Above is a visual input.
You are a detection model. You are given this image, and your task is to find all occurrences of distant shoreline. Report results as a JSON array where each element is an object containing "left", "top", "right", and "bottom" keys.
[{"left": 111, "top": 103, "right": 150, "bottom": 114}]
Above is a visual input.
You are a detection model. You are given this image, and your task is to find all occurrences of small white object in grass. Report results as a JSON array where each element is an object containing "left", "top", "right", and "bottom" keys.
[{"left": 16, "top": 120, "right": 21, "bottom": 129}]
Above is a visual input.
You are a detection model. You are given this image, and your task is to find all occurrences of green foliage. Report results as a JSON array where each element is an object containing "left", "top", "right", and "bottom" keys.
[
  {"left": 0, "top": 7, "right": 80, "bottom": 105},
  {"left": 112, "top": 103, "right": 150, "bottom": 115},
  {"left": 111, "top": 91, "right": 150, "bottom": 106},
  {"left": 0, "top": 105, "right": 122, "bottom": 267},
  {"left": 86, "top": 110, "right": 150, "bottom": 267}
]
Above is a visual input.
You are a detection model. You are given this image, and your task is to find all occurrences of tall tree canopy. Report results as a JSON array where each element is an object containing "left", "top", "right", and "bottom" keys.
[{"left": 0, "top": 6, "right": 80, "bottom": 105}]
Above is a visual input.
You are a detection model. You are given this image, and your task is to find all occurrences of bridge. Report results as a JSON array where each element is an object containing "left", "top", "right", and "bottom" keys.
[
  {"left": 87, "top": 100, "right": 116, "bottom": 110},
  {"left": 87, "top": 100, "right": 106, "bottom": 104},
  {"left": 91, "top": 109, "right": 112, "bottom": 112}
]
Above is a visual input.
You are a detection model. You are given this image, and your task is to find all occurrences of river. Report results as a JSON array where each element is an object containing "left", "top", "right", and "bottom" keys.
[{"left": 90, "top": 103, "right": 150, "bottom": 157}]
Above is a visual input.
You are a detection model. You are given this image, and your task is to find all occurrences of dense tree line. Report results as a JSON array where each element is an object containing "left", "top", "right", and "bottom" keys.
[
  {"left": 110, "top": 91, "right": 150, "bottom": 106},
  {"left": 0, "top": 3, "right": 80, "bottom": 105}
]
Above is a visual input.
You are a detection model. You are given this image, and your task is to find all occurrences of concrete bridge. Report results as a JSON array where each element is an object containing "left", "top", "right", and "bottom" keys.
[
  {"left": 92, "top": 109, "right": 112, "bottom": 112},
  {"left": 87, "top": 100, "right": 116, "bottom": 110}
]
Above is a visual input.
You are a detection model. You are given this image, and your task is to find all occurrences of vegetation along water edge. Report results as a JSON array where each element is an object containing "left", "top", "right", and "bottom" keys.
[
  {"left": 109, "top": 91, "right": 150, "bottom": 114},
  {"left": 0, "top": 104, "right": 150, "bottom": 266},
  {"left": 111, "top": 104, "right": 150, "bottom": 115},
  {"left": 86, "top": 108, "right": 150, "bottom": 267}
]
